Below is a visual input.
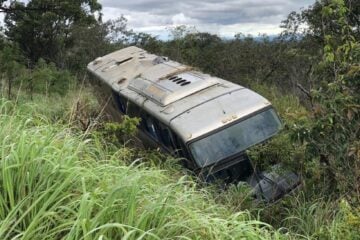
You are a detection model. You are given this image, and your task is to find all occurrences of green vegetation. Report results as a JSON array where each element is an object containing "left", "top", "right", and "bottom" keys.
[
  {"left": 0, "top": 97, "right": 283, "bottom": 239},
  {"left": 0, "top": 87, "right": 359, "bottom": 239},
  {"left": 0, "top": 0, "right": 359, "bottom": 239}
]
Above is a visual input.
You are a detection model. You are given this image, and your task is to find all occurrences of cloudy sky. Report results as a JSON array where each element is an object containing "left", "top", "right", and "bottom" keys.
[
  {"left": 1, "top": 0, "right": 315, "bottom": 39},
  {"left": 99, "top": 0, "right": 315, "bottom": 39}
]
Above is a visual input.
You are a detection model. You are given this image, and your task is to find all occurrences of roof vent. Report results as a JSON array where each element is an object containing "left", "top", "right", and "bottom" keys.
[
  {"left": 176, "top": 80, "right": 187, "bottom": 85},
  {"left": 168, "top": 76, "right": 192, "bottom": 86}
]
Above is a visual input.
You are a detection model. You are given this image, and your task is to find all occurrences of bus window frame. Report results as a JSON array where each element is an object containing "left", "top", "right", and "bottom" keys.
[
  {"left": 112, "top": 94, "right": 194, "bottom": 165},
  {"left": 186, "top": 106, "right": 281, "bottom": 169},
  {"left": 112, "top": 91, "right": 128, "bottom": 114}
]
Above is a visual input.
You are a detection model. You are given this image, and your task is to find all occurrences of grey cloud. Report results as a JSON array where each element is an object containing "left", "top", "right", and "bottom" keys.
[{"left": 100, "top": 0, "right": 314, "bottom": 25}]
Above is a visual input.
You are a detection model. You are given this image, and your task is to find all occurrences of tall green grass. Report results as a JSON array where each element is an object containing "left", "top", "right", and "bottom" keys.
[
  {"left": 0, "top": 98, "right": 283, "bottom": 239},
  {"left": 1, "top": 92, "right": 359, "bottom": 240}
]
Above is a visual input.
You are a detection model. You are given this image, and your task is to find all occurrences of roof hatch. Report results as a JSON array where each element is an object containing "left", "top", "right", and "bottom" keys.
[{"left": 128, "top": 72, "right": 219, "bottom": 106}]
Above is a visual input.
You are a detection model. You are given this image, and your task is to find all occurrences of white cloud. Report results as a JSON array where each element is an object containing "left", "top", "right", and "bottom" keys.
[
  {"left": 171, "top": 13, "right": 199, "bottom": 25},
  {"left": 0, "top": 14, "right": 4, "bottom": 28},
  {"left": 0, "top": 0, "right": 315, "bottom": 38},
  {"left": 99, "top": 0, "right": 315, "bottom": 38}
]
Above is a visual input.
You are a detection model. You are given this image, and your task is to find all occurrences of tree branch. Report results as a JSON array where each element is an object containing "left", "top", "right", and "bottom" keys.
[
  {"left": 296, "top": 82, "right": 314, "bottom": 107},
  {"left": 0, "top": 5, "right": 61, "bottom": 14}
]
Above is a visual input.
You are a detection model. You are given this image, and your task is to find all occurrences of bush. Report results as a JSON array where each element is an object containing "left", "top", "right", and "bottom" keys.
[{"left": 29, "top": 59, "right": 76, "bottom": 96}]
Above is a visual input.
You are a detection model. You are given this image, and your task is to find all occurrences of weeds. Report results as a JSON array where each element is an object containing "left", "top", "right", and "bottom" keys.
[
  {"left": 0, "top": 85, "right": 358, "bottom": 239},
  {"left": 0, "top": 98, "right": 280, "bottom": 239}
]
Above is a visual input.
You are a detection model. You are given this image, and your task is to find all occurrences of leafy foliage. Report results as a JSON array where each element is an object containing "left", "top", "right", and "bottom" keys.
[
  {"left": 4, "top": 0, "right": 101, "bottom": 65},
  {"left": 30, "top": 59, "right": 76, "bottom": 95},
  {"left": 0, "top": 44, "right": 26, "bottom": 98},
  {"left": 291, "top": 0, "right": 360, "bottom": 198},
  {"left": 101, "top": 116, "right": 141, "bottom": 145},
  {"left": 1, "top": 0, "right": 360, "bottom": 238}
]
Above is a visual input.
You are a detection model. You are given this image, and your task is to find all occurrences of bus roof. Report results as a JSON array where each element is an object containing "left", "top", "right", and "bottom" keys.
[{"left": 87, "top": 46, "right": 272, "bottom": 142}]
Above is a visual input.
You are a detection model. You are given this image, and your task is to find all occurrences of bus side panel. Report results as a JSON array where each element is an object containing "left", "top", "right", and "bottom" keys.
[{"left": 89, "top": 75, "right": 124, "bottom": 122}]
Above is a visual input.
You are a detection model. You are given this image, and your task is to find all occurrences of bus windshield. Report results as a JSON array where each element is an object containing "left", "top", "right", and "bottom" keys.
[{"left": 189, "top": 108, "right": 282, "bottom": 167}]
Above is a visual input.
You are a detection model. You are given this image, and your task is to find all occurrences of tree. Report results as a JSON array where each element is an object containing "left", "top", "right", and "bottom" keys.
[
  {"left": 64, "top": 16, "right": 145, "bottom": 73},
  {"left": 63, "top": 21, "right": 114, "bottom": 72},
  {"left": 0, "top": 44, "right": 26, "bottom": 98},
  {"left": 4, "top": 0, "right": 102, "bottom": 66},
  {"left": 0, "top": 28, "right": 4, "bottom": 49},
  {"left": 281, "top": 0, "right": 359, "bottom": 45},
  {"left": 131, "top": 32, "right": 161, "bottom": 53},
  {"left": 293, "top": 0, "right": 360, "bottom": 199},
  {"left": 0, "top": 0, "right": 13, "bottom": 13}
]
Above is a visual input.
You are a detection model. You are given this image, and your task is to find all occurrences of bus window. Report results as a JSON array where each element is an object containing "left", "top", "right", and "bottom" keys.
[
  {"left": 140, "top": 113, "right": 174, "bottom": 151},
  {"left": 112, "top": 91, "right": 128, "bottom": 114},
  {"left": 127, "top": 102, "right": 141, "bottom": 118},
  {"left": 157, "top": 123, "right": 175, "bottom": 151},
  {"left": 144, "top": 117, "right": 158, "bottom": 140},
  {"left": 170, "top": 130, "right": 194, "bottom": 168}
]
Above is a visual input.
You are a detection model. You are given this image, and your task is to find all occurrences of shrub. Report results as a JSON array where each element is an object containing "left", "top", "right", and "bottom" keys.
[
  {"left": 29, "top": 59, "right": 76, "bottom": 96},
  {"left": 291, "top": 0, "right": 360, "bottom": 199}
]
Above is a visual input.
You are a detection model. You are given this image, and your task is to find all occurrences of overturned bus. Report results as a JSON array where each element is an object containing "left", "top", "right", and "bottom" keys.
[{"left": 87, "top": 46, "right": 300, "bottom": 202}]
